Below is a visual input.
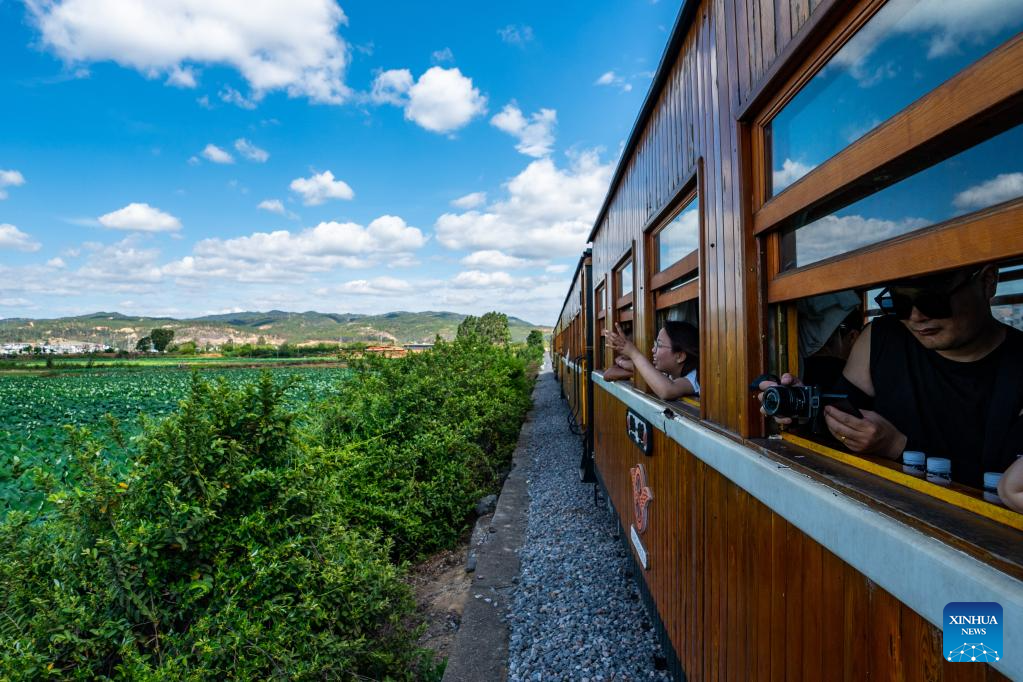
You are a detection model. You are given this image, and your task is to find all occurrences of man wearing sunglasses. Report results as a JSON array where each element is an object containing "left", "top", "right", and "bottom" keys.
[{"left": 763, "top": 264, "right": 1023, "bottom": 489}]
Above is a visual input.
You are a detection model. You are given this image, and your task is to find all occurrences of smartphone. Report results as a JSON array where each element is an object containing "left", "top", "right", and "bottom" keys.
[{"left": 826, "top": 396, "right": 863, "bottom": 419}]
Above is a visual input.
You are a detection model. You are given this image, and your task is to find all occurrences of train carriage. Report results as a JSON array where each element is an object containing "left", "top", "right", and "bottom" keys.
[
  {"left": 568, "top": 0, "right": 1023, "bottom": 679},
  {"left": 554, "top": 250, "right": 596, "bottom": 480}
]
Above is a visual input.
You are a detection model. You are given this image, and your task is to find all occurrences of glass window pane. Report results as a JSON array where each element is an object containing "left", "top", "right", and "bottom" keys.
[
  {"left": 656, "top": 196, "right": 700, "bottom": 270},
  {"left": 768, "top": 0, "right": 1023, "bottom": 196},
  {"left": 619, "top": 261, "right": 633, "bottom": 297},
  {"left": 780, "top": 122, "right": 1023, "bottom": 270}
]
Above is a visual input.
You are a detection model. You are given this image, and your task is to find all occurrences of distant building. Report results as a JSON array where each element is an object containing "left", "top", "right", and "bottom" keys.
[
  {"left": 403, "top": 343, "right": 434, "bottom": 353},
  {"left": 365, "top": 345, "right": 407, "bottom": 358}
]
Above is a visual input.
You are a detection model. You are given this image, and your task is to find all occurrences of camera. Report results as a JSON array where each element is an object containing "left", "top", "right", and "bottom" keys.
[
  {"left": 761, "top": 384, "right": 821, "bottom": 421},
  {"left": 751, "top": 373, "right": 862, "bottom": 434}
]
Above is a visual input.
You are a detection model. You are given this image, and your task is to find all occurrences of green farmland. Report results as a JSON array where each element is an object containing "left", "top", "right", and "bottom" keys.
[{"left": 0, "top": 365, "right": 346, "bottom": 515}]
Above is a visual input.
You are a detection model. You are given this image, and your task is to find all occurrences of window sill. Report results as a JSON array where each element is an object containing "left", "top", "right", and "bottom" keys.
[{"left": 780, "top": 432, "right": 1023, "bottom": 533}]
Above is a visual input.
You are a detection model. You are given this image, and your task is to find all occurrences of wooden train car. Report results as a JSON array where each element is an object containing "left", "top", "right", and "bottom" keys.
[
  {"left": 565, "top": 0, "right": 1023, "bottom": 679},
  {"left": 553, "top": 250, "right": 596, "bottom": 480}
]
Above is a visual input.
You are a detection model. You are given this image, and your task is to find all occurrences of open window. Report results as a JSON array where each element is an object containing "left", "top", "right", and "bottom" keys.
[
  {"left": 613, "top": 249, "right": 635, "bottom": 339},
  {"left": 594, "top": 278, "right": 607, "bottom": 369},
  {"left": 646, "top": 172, "right": 702, "bottom": 407},
  {"left": 754, "top": 0, "right": 1023, "bottom": 527}
]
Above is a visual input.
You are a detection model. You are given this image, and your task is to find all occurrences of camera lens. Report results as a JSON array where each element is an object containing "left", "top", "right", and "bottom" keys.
[{"left": 762, "top": 386, "right": 785, "bottom": 416}]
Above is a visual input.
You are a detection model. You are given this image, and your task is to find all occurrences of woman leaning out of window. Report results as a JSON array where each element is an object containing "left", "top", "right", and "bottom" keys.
[{"left": 604, "top": 321, "right": 699, "bottom": 400}]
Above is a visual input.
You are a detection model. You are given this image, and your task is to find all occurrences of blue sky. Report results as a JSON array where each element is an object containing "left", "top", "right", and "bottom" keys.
[{"left": 0, "top": 0, "right": 678, "bottom": 325}]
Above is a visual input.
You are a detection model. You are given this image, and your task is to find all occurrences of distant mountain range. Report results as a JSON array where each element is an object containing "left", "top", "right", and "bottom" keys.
[{"left": 0, "top": 310, "right": 549, "bottom": 348}]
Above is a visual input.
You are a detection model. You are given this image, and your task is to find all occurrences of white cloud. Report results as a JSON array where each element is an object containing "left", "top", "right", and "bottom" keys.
[
  {"left": 490, "top": 103, "right": 556, "bottom": 157},
  {"left": 451, "top": 191, "right": 487, "bottom": 209},
  {"left": 435, "top": 149, "right": 613, "bottom": 258},
  {"left": 595, "top": 71, "right": 632, "bottom": 92},
  {"left": 452, "top": 270, "right": 516, "bottom": 288},
  {"left": 0, "top": 224, "right": 41, "bottom": 252},
  {"left": 371, "top": 66, "right": 486, "bottom": 133},
  {"left": 796, "top": 213, "right": 930, "bottom": 266},
  {"left": 165, "top": 65, "right": 197, "bottom": 88},
  {"left": 234, "top": 138, "right": 269, "bottom": 162},
  {"left": 432, "top": 47, "right": 454, "bottom": 63},
  {"left": 953, "top": 172, "right": 1023, "bottom": 211},
  {"left": 370, "top": 68, "right": 413, "bottom": 106},
  {"left": 257, "top": 199, "right": 286, "bottom": 214},
  {"left": 545, "top": 263, "right": 569, "bottom": 273},
  {"left": 461, "top": 250, "right": 532, "bottom": 270},
  {"left": 406, "top": 67, "right": 487, "bottom": 133},
  {"left": 27, "top": 0, "right": 353, "bottom": 105},
  {"left": 337, "top": 276, "right": 413, "bottom": 295},
  {"left": 201, "top": 143, "right": 234, "bottom": 164},
  {"left": 498, "top": 24, "right": 534, "bottom": 46},
  {"left": 289, "top": 170, "right": 354, "bottom": 205},
  {"left": 828, "top": 0, "right": 1023, "bottom": 84},
  {"left": 0, "top": 169, "right": 26, "bottom": 199},
  {"left": 47, "top": 257, "right": 66, "bottom": 268},
  {"left": 163, "top": 216, "right": 426, "bottom": 284},
  {"left": 192, "top": 218, "right": 423, "bottom": 265},
  {"left": 98, "top": 203, "right": 182, "bottom": 233},
  {"left": 219, "top": 85, "right": 257, "bottom": 109},
  {"left": 772, "top": 158, "right": 817, "bottom": 193}
]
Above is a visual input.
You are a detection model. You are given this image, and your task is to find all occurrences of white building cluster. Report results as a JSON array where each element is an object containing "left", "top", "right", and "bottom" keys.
[{"left": 1, "top": 341, "right": 110, "bottom": 355}]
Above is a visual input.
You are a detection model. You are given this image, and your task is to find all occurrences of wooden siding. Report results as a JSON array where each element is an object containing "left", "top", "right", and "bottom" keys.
[
  {"left": 554, "top": 256, "right": 590, "bottom": 430},
  {"left": 593, "top": 385, "right": 1010, "bottom": 681},
  {"left": 590, "top": 0, "right": 820, "bottom": 435}
]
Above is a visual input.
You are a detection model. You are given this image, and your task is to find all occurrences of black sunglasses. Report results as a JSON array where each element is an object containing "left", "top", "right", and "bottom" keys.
[{"left": 873, "top": 270, "right": 979, "bottom": 320}]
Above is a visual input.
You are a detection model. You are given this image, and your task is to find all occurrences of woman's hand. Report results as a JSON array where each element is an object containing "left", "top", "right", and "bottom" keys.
[{"left": 604, "top": 323, "right": 638, "bottom": 359}]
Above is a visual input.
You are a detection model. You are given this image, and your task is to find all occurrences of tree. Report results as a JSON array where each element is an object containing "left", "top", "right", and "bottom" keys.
[
  {"left": 456, "top": 315, "right": 479, "bottom": 340},
  {"left": 458, "top": 312, "right": 510, "bottom": 345},
  {"left": 526, "top": 329, "right": 544, "bottom": 352},
  {"left": 478, "top": 312, "right": 511, "bottom": 345},
  {"left": 150, "top": 328, "right": 174, "bottom": 352},
  {"left": 135, "top": 336, "right": 152, "bottom": 352}
]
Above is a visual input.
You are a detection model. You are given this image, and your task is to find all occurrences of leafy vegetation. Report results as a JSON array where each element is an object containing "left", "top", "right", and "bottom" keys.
[{"left": 0, "top": 331, "right": 536, "bottom": 678}]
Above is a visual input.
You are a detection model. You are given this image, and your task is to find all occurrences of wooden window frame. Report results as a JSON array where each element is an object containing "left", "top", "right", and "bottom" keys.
[
  {"left": 594, "top": 276, "right": 607, "bottom": 370},
  {"left": 750, "top": 3, "right": 1023, "bottom": 303},
  {"left": 750, "top": 0, "right": 1023, "bottom": 526},
  {"left": 613, "top": 247, "right": 635, "bottom": 323},
  {"left": 646, "top": 164, "right": 703, "bottom": 312}
]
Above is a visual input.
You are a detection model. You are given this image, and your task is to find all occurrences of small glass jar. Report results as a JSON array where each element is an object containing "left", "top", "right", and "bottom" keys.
[
  {"left": 983, "top": 472, "right": 1003, "bottom": 505},
  {"left": 926, "top": 457, "right": 952, "bottom": 485},
  {"left": 902, "top": 450, "right": 926, "bottom": 476}
]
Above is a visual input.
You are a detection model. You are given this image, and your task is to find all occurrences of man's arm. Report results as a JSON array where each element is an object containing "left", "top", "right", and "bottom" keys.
[
  {"left": 998, "top": 456, "right": 1023, "bottom": 513},
  {"left": 823, "top": 322, "right": 907, "bottom": 459}
]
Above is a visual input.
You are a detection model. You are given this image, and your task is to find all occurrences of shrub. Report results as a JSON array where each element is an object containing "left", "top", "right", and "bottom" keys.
[
  {"left": 0, "top": 373, "right": 427, "bottom": 679},
  {"left": 316, "top": 334, "right": 533, "bottom": 560}
]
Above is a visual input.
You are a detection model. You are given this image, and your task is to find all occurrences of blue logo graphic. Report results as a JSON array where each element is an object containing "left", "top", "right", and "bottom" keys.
[{"left": 943, "top": 602, "right": 1002, "bottom": 663}]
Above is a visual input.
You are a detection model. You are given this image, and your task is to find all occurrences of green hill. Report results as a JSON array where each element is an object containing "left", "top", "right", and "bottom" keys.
[{"left": 0, "top": 310, "right": 548, "bottom": 349}]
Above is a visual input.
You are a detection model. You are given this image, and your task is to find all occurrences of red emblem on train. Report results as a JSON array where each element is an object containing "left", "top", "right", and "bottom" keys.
[{"left": 631, "top": 463, "right": 654, "bottom": 533}]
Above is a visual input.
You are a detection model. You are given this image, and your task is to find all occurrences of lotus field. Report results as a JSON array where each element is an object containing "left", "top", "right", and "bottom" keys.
[{"left": 0, "top": 366, "right": 344, "bottom": 516}]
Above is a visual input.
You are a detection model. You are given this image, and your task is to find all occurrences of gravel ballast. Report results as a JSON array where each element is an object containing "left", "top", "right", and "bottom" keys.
[{"left": 506, "top": 362, "right": 672, "bottom": 681}]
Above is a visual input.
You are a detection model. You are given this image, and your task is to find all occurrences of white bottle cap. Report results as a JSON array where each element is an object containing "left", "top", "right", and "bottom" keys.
[
  {"left": 902, "top": 451, "right": 926, "bottom": 466},
  {"left": 983, "top": 472, "right": 1002, "bottom": 491},
  {"left": 926, "top": 457, "right": 951, "bottom": 474}
]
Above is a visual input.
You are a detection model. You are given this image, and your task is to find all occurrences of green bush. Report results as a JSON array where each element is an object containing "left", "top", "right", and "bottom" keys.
[
  {"left": 0, "top": 335, "right": 535, "bottom": 678},
  {"left": 0, "top": 373, "right": 426, "bottom": 679},
  {"left": 316, "top": 335, "right": 533, "bottom": 560}
]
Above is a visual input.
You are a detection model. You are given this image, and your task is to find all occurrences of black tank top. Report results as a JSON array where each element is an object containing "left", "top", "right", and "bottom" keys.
[{"left": 869, "top": 316, "right": 1023, "bottom": 488}]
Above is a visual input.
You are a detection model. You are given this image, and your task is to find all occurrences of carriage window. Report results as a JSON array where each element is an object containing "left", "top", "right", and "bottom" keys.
[
  {"left": 768, "top": 0, "right": 1023, "bottom": 196},
  {"left": 780, "top": 122, "right": 1023, "bottom": 270},
  {"left": 656, "top": 195, "right": 699, "bottom": 270},
  {"left": 650, "top": 184, "right": 700, "bottom": 314},
  {"left": 619, "top": 260, "right": 633, "bottom": 298},
  {"left": 594, "top": 281, "right": 607, "bottom": 369}
]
